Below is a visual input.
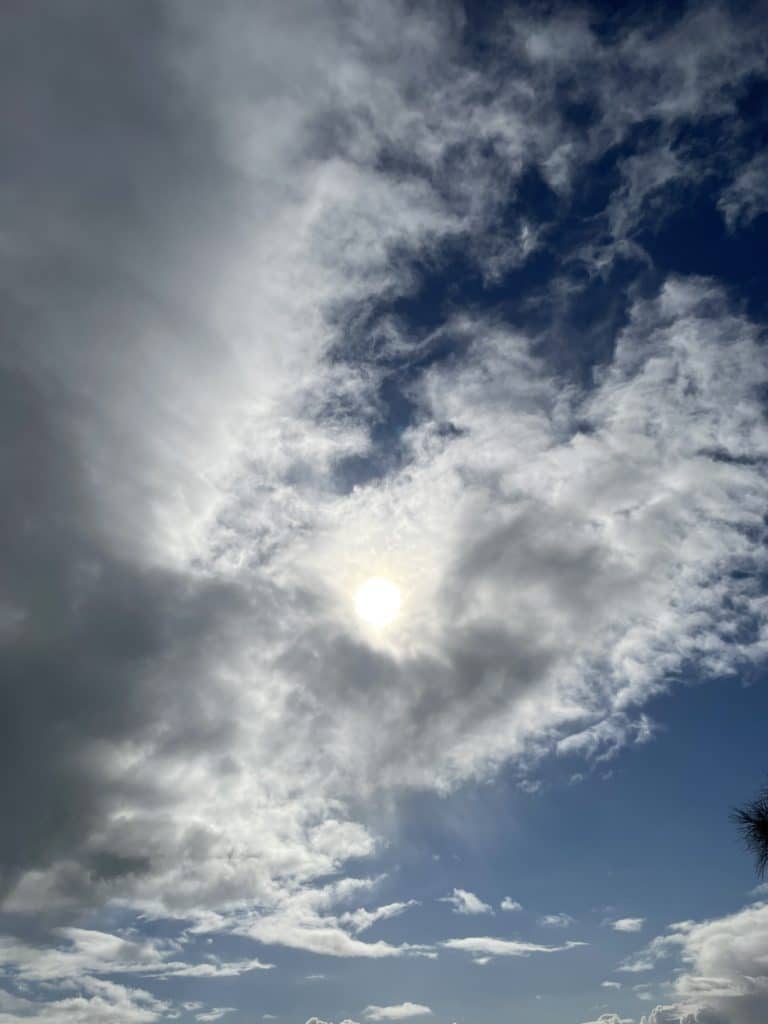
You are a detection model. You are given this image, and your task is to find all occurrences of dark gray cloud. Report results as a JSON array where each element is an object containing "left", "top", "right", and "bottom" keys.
[{"left": 0, "top": 362, "right": 249, "bottom": 896}]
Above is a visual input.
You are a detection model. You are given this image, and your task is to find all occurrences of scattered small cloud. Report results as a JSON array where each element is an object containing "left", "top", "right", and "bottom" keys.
[
  {"left": 618, "top": 957, "right": 655, "bottom": 973},
  {"left": 610, "top": 918, "right": 645, "bottom": 933},
  {"left": 439, "top": 889, "right": 493, "bottom": 915},
  {"left": 633, "top": 984, "right": 655, "bottom": 1001},
  {"left": 580, "top": 1015, "right": 633, "bottom": 1024},
  {"left": 500, "top": 897, "right": 522, "bottom": 912},
  {"left": 539, "top": 913, "right": 575, "bottom": 928},
  {"left": 364, "top": 1004, "right": 433, "bottom": 1020}
]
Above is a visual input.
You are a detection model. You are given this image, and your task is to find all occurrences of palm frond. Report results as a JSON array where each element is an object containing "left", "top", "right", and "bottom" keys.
[{"left": 732, "top": 788, "right": 768, "bottom": 879}]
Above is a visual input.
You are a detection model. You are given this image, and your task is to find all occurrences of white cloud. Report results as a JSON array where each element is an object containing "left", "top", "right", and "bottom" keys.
[
  {"left": 616, "top": 900, "right": 768, "bottom": 1024},
  {"left": 4, "top": 8, "right": 767, "bottom": 937},
  {"left": 602, "top": 982, "right": 622, "bottom": 990},
  {"left": 500, "top": 897, "right": 522, "bottom": 912},
  {"left": 539, "top": 913, "right": 575, "bottom": 928},
  {"left": 611, "top": 918, "right": 646, "bottom": 933},
  {"left": 439, "top": 889, "right": 493, "bottom": 915},
  {"left": 340, "top": 901, "right": 419, "bottom": 933},
  {"left": 442, "top": 937, "right": 586, "bottom": 958},
  {"left": 0, "top": 928, "right": 272, "bottom": 983},
  {"left": 719, "top": 151, "right": 768, "bottom": 230},
  {"left": 2, "top": 3, "right": 768, "bottom": 1019},
  {"left": 618, "top": 958, "right": 656, "bottom": 975},
  {"left": 580, "top": 1016, "right": 633, "bottom": 1024},
  {"left": 196, "top": 1010, "right": 236, "bottom": 1023},
  {"left": 364, "top": 1005, "right": 432, "bottom": 1021},
  {"left": 0, "top": 978, "right": 170, "bottom": 1023},
  {"left": 639, "top": 1009, "right": 686, "bottom": 1024}
]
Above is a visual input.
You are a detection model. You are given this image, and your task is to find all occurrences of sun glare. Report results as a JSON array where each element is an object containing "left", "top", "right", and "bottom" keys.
[{"left": 354, "top": 577, "right": 402, "bottom": 628}]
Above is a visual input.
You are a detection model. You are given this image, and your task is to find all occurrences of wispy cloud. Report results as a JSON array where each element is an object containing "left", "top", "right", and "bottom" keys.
[
  {"left": 539, "top": 913, "right": 574, "bottom": 928},
  {"left": 340, "top": 901, "right": 419, "bottom": 933},
  {"left": 442, "top": 937, "right": 587, "bottom": 958},
  {"left": 439, "top": 889, "right": 493, "bottom": 915},
  {"left": 364, "top": 1005, "right": 432, "bottom": 1021}
]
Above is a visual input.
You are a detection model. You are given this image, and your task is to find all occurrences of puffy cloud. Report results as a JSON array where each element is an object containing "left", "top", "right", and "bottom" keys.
[
  {"left": 439, "top": 890, "right": 493, "bottom": 915},
  {"left": 363, "top": 1005, "right": 432, "bottom": 1020},
  {"left": 618, "top": 901, "right": 768, "bottom": 1024},
  {"left": 500, "top": 897, "right": 523, "bottom": 912},
  {"left": 612, "top": 919, "right": 646, "bottom": 933}
]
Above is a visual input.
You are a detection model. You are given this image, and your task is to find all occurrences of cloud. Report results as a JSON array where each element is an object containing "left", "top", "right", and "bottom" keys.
[
  {"left": 340, "top": 901, "right": 419, "bottom": 933},
  {"left": 719, "top": 152, "right": 768, "bottom": 230},
  {"left": 1, "top": 1, "right": 768, "bottom": 1018},
  {"left": 633, "top": 901, "right": 768, "bottom": 1024},
  {"left": 580, "top": 1016, "right": 634, "bottom": 1024},
  {"left": 169, "top": 878, "right": 431, "bottom": 961},
  {"left": 439, "top": 889, "right": 493, "bottom": 915},
  {"left": 611, "top": 918, "right": 646, "bottom": 933},
  {"left": 0, "top": 978, "right": 170, "bottom": 1023},
  {"left": 640, "top": 1010, "right": 691, "bottom": 1024},
  {"left": 539, "top": 913, "right": 575, "bottom": 928},
  {"left": 3, "top": 3, "right": 767, "bottom": 932},
  {"left": 602, "top": 982, "right": 622, "bottom": 990},
  {"left": 196, "top": 1011, "right": 236, "bottom": 1023},
  {"left": 609, "top": 900, "right": 768, "bottom": 1020},
  {"left": 363, "top": 1005, "right": 432, "bottom": 1020},
  {"left": 618, "top": 958, "right": 656, "bottom": 975},
  {"left": 441, "top": 937, "right": 586, "bottom": 958},
  {"left": 500, "top": 898, "right": 522, "bottom": 912},
  {"left": 0, "top": 927, "right": 272, "bottom": 984}
]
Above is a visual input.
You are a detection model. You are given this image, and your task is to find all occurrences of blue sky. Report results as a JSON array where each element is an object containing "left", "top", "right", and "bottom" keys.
[{"left": 2, "top": 3, "right": 768, "bottom": 1024}]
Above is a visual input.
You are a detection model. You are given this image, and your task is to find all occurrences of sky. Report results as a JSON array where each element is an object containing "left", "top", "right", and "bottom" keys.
[{"left": 2, "top": 2, "right": 768, "bottom": 1023}]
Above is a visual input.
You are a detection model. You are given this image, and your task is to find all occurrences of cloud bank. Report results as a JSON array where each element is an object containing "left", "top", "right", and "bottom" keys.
[{"left": 1, "top": 1, "right": 767, "bottom": 1019}]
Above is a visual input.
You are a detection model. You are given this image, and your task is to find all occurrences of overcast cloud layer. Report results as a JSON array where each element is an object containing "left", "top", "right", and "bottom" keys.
[{"left": 2, "top": 2, "right": 768, "bottom": 1023}]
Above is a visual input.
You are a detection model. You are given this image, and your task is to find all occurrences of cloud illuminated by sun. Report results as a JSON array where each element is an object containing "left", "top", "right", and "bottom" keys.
[{"left": 354, "top": 577, "right": 402, "bottom": 628}]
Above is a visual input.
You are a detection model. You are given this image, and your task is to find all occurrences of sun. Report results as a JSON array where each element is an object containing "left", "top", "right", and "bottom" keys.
[{"left": 354, "top": 577, "right": 402, "bottom": 628}]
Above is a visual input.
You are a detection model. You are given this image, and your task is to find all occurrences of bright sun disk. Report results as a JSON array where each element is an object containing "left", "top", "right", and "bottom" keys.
[{"left": 354, "top": 577, "right": 402, "bottom": 628}]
